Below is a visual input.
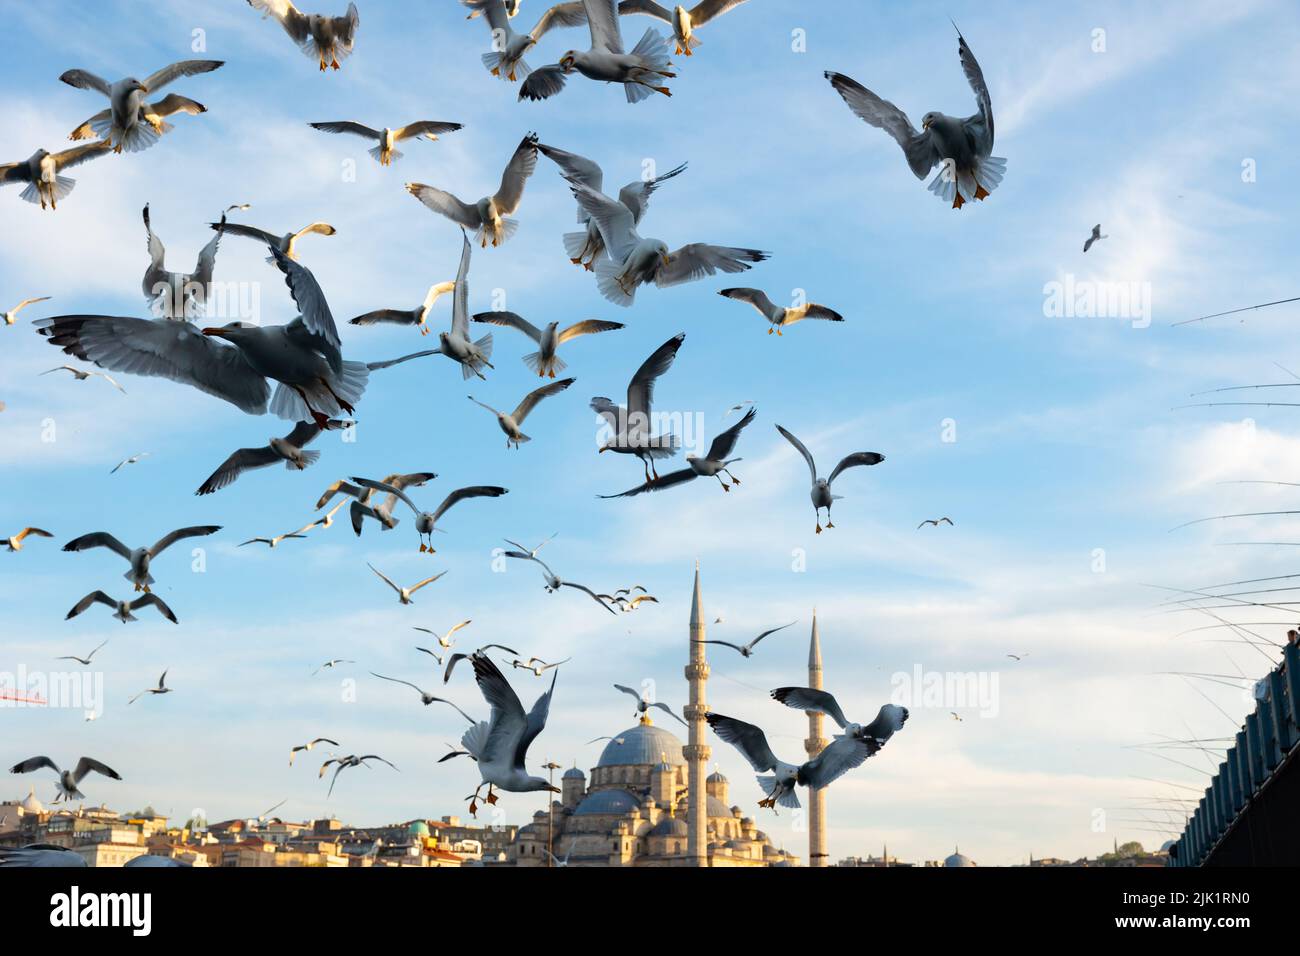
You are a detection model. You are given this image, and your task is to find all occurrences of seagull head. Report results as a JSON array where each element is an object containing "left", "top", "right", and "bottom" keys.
[
  {"left": 921, "top": 112, "right": 940, "bottom": 130},
  {"left": 202, "top": 321, "right": 256, "bottom": 342},
  {"left": 127, "top": 77, "right": 149, "bottom": 94},
  {"left": 559, "top": 52, "right": 579, "bottom": 72}
]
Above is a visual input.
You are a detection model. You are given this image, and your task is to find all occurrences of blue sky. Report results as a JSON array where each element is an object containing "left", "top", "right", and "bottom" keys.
[{"left": 2, "top": 0, "right": 1299, "bottom": 865}]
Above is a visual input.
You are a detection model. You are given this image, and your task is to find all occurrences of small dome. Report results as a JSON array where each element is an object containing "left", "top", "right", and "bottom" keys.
[
  {"left": 944, "top": 848, "right": 976, "bottom": 867},
  {"left": 573, "top": 789, "right": 641, "bottom": 816},
  {"left": 707, "top": 770, "right": 727, "bottom": 783},
  {"left": 142, "top": 805, "right": 157, "bottom": 818},
  {"left": 706, "top": 796, "right": 732, "bottom": 818},
  {"left": 562, "top": 767, "right": 585, "bottom": 780},
  {"left": 19, "top": 789, "right": 44, "bottom": 814},
  {"left": 408, "top": 820, "right": 430, "bottom": 837},
  {"left": 650, "top": 817, "right": 688, "bottom": 837}
]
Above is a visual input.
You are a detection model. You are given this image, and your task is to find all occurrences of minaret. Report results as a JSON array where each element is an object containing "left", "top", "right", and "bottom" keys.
[
  {"left": 806, "top": 611, "right": 829, "bottom": 867},
  {"left": 683, "top": 562, "right": 710, "bottom": 866}
]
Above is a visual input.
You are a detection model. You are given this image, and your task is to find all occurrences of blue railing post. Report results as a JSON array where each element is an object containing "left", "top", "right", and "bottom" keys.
[{"left": 1269, "top": 671, "right": 1293, "bottom": 753}]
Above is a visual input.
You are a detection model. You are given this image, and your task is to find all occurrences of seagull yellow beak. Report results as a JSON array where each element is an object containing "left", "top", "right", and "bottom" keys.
[{"left": 661, "top": 253, "right": 671, "bottom": 267}]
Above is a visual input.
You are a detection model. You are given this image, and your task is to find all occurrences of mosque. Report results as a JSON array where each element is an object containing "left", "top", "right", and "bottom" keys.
[{"left": 508, "top": 566, "right": 820, "bottom": 867}]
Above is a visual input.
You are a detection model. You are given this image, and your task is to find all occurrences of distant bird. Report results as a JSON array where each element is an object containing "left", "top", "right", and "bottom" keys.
[
  {"left": 59, "top": 60, "right": 224, "bottom": 152},
  {"left": 825, "top": 28, "right": 1005, "bottom": 209},
  {"left": 1, "top": 142, "right": 112, "bottom": 210},
  {"left": 238, "top": 532, "right": 307, "bottom": 548},
  {"left": 2, "top": 296, "right": 50, "bottom": 325},
  {"left": 917, "top": 517, "right": 953, "bottom": 529},
  {"left": 718, "top": 288, "right": 844, "bottom": 336},
  {"left": 128, "top": 670, "right": 172, "bottom": 704},
  {"left": 500, "top": 533, "right": 555, "bottom": 560},
  {"left": 65, "top": 592, "right": 177, "bottom": 625},
  {"left": 587, "top": 735, "right": 625, "bottom": 745},
  {"left": 4, "top": 527, "right": 52, "bottom": 553},
  {"left": 110, "top": 452, "right": 150, "bottom": 474},
  {"left": 55, "top": 639, "right": 109, "bottom": 666},
  {"left": 413, "top": 620, "right": 473, "bottom": 649},
  {"left": 371, "top": 672, "right": 477, "bottom": 719},
  {"left": 706, "top": 712, "right": 875, "bottom": 810},
  {"left": 445, "top": 651, "right": 560, "bottom": 816},
  {"left": 320, "top": 754, "right": 397, "bottom": 798},
  {"left": 41, "top": 364, "right": 126, "bottom": 393},
  {"left": 469, "top": 377, "right": 575, "bottom": 448},
  {"left": 63, "top": 526, "right": 221, "bottom": 592},
  {"left": 1083, "top": 224, "right": 1107, "bottom": 253},
  {"left": 770, "top": 689, "right": 909, "bottom": 748},
  {"left": 351, "top": 476, "right": 508, "bottom": 551},
  {"left": 599, "top": 405, "right": 755, "bottom": 496},
  {"left": 617, "top": 0, "right": 752, "bottom": 55},
  {"left": 462, "top": 0, "right": 590, "bottom": 83},
  {"left": 1006, "top": 653, "right": 1027, "bottom": 662},
  {"left": 367, "top": 563, "right": 446, "bottom": 605},
  {"left": 620, "top": 594, "right": 658, "bottom": 611},
  {"left": 9, "top": 756, "right": 121, "bottom": 803},
  {"left": 592, "top": 332, "right": 684, "bottom": 482},
  {"left": 249, "top": 0, "right": 360, "bottom": 71},
  {"left": 508, "top": 656, "right": 569, "bottom": 676},
  {"left": 196, "top": 419, "right": 347, "bottom": 495},
  {"left": 502, "top": 545, "right": 616, "bottom": 614},
  {"left": 290, "top": 737, "right": 339, "bottom": 765},
  {"left": 695, "top": 621, "right": 795, "bottom": 658},
  {"left": 141, "top": 205, "right": 224, "bottom": 319},
  {"left": 212, "top": 217, "right": 337, "bottom": 263},
  {"left": 722, "top": 401, "right": 753, "bottom": 419},
  {"left": 312, "top": 659, "right": 354, "bottom": 675},
  {"left": 407, "top": 133, "right": 540, "bottom": 248},
  {"left": 614, "top": 683, "right": 686, "bottom": 726},
  {"left": 473, "top": 309, "right": 624, "bottom": 377},
  {"left": 309, "top": 119, "right": 463, "bottom": 166},
  {"left": 300, "top": 499, "right": 347, "bottom": 531},
  {"left": 0, "top": 844, "right": 88, "bottom": 867},
  {"left": 350, "top": 280, "right": 456, "bottom": 337},
  {"left": 950, "top": 712, "right": 963, "bottom": 722},
  {"left": 776, "top": 424, "right": 885, "bottom": 534}
]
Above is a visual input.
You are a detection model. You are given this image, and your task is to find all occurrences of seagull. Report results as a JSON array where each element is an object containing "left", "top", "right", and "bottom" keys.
[
  {"left": 519, "top": 0, "right": 675, "bottom": 103},
  {"left": 614, "top": 683, "right": 686, "bottom": 726},
  {"left": 503, "top": 533, "right": 556, "bottom": 559},
  {"left": 473, "top": 309, "right": 624, "bottom": 377},
  {"left": 617, "top": 0, "right": 752, "bottom": 55},
  {"left": 769, "top": 689, "right": 909, "bottom": 747},
  {"left": 537, "top": 142, "right": 686, "bottom": 271},
  {"left": 313, "top": 659, "right": 355, "bottom": 676},
  {"left": 8, "top": 756, "right": 121, "bottom": 803},
  {"left": 62, "top": 526, "right": 221, "bottom": 592},
  {"left": 1, "top": 142, "right": 112, "bottom": 210},
  {"left": 59, "top": 60, "right": 224, "bottom": 152},
  {"left": 599, "top": 405, "right": 755, "bottom": 496},
  {"left": 706, "top": 712, "right": 876, "bottom": 810},
  {"left": 248, "top": 0, "right": 360, "bottom": 71},
  {"left": 1083, "top": 224, "right": 1107, "bottom": 253},
  {"left": 414, "top": 620, "right": 473, "bottom": 649},
  {"left": 406, "top": 133, "right": 540, "bottom": 248},
  {"left": 718, "top": 288, "right": 844, "bottom": 336},
  {"left": 239, "top": 532, "right": 307, "bottom": 548},
  {"left": 196, "top": 419, "right": 346, "bottom": 495},
  {"left": 592, "top": 332, "right": 684, "bottom": 482},
  {"left": 68, "top": 91, "right": 211, "bottom": 152},
  {"left": 950, "top": 712, "right": 963, "bottom": 722},
  {"left": 501, "top": 546, "right": 616, "bottom": 614},
  {"left": 212, "top": 218, "right": 336, "bottom": 263},
  {"left": 567, "top": 180, "right": 768, "bottom": 306},
  {"left": 370, "top": 672, "right": 477, "bottom": 719},
  {"left": 469, "top": 378, "right": 575, "bottom": 448},
  {"left": 0, "top": 844, "right": 88, "bottom": 867},
  {"left": 65, "top": 592, "right": 178, "bottom": 624},
  {"left": 110, "top": 452, "right": 150, "bottom": 474},
  {"left": 446, "top": 651, "right": 560, "bottom": 816},
  {"left": 462, "top": 0, "right": 590, "bottom": 83},
  {"left": 507, "top": 656, "right": 569, "bottom": 676},
  {"left": 694, "top": 621, "right": 795, "bottom": 658},
  {"left": 319, "top": 471, "right": 438, "bottom": 535},
  {"left": 1006, "top": 653, "right": 1027, "bottom": 662},
  {"left": 351, "top": 476, "right": 508, "bottom": 551},
  {"left": 55, "top": 640, "right": 109, "bottom": 666},
  {"left": 301, "top": 499, "right": 348, "bottom": 531},
  {"left": 367, "top": 563, "right": 446, "bottom": 605},
  {"left": 2, "top": 296, "right": 50, "bottom": 325},
  {"left": 416, "top": 647, "right": 445, "bottom": 666},
  {"left": 825, "top": 27, "right": 1006, "bottom": 209},
  {"left": 128, "top": 670, "right": 172, "bottom": 705},
  {"left": 620, "top": 594, "right": 657, "bottom": 611},
  {"left": 776, "top": 424, "right": 885, "bottom": 534},
  {"left": 723, "top": 401, "right": 754, "bottom": 419},
  {"left": 141, "top": 205, "right": 224, "bottom": 319},
  {"left": 309, "top": 119, "right": 463, "bottom": 166},
  {"left": 41, "top": 365, "right": 126, "bottom": 393},
  {"left": 350, "top": 281, "right": 456, "bottom": 336},
  {"left": 290, "top": 737, "right": 339, "bottom": 765},
  {"left": 587, "top": 735, "right": 625, "bottom": 745},
  {"left": 4, "top": 527, "right": 53, "bottom": 552},
  {"left": 320, "top": 754, "right": 397, "bottom": 798},
  {"left": 917, "top": 517, "right": 954, "bottom": 529}
]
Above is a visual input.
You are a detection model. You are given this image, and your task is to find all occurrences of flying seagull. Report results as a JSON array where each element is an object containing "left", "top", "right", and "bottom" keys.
[
  {"left": 502, "top": 545, "right": 616, "bottom": 614},
  {"left": 9, "top": 756, "right": 121, "bottom": 803},
  {"left": 128, "top": 670, "right": 172, "bottom": 705},
  {"left": 351, "top": 476, "right": 508, "bottom": 551},
  {"left": 110, "top": 452, "right": 150, "bottom": 474},
  {"left": 776, "top": 424, "right": 885, "bottom": 533},
  {"left": 769, "top": 689, "right": 909, "bottom": 748},
  {"left": 407, "top": 133, "right": 540, "bottom": 248},
  {"left": 320, "top": 754, "right": 397, "bottom": 798},
  {"left": 40, "top": 365, "right": 126, "bottom": 392},
  {"left": 318, "top": 470, "right": 438, "bottom": 535},
  {"left": 1, "top": 142, "right": 112, "bottom": 210},
  {"left": 55, "top": 639, "right": 109, "bottom": 666},
  {"left": 1083, "top": 223, "right": 1107, "bottom": 253},
  {"left": 350, "top": 280, "right": 456, "bottom": 336},
  {"left": 238, "top": 532, "right": 307, "bottom": 548},
  {"left": 313, "top": 658, "right": 354, "bottom": 675},
  {"left": 507, "top": 656, "right": 570, "bottom": 676},
  {"left": 587, "top": 735, "right": 625, "bottom": 745},
  {"left": 367, "top": 563, "right": 446, "bottom": 605},
  {"left": 614, "top": 683, "right": 686, "bottom": 726},
  {"left": 718, "top": 288, "right": 844, "bottom": 336},
  {"left": 4, "top": 527, "right": 53, "bottom": 552},
  {"left": 694, "top": 621, "right": 795, "bottom": 658},
  {"left": 617, "top": 0, "right": 752, "bottom": 55},
  {"left": 599, "top": 405, "right": 755, "bottom": 496},
  {"left": 473, "top": 309, "right": 624, "bottom": 377},
  {"left": 825, "top": 26, "right": 1006, "bottom": 209},
  {"left": 469, "top": 377, "right": 575, "bottom": 448},
  {"left": 69, "top": 93, "right": 209, "bottom": 151},
  {"left": 290, "top": 737, "right": 339, "bottom": 765},
  {"left": 3, "top": 296, "right": 50, "bottom": 325},
  {"left": 141, "top": 205, "right": 224, "bottom": 319},
  {"left": 248, "top": 0, "right": 360, "bottom": 71},
  {"left": 706, "top": 711, "right": 878, "bottom": 810},
  {"left": 309, "top": 119, "right": 463, "bottom": 166},
  {"left": 59, "top": 59, "right": 224, "bottom": 152},
  {"left": 462, "top": 0, "right": 590, "bottom": 83},
  {"left": 917, "top": 517, "right": 954, "bottom": 529},
  {"left": 65, "top": 592, "right": 177, "bottom": 624},
  {"left": 63, "top": 526, "right": 221, "bottom": 592},
  {"left": 414, "top": 619, "right": 473, "bottom": 650},
  {"left": 212, "top": 218, "right": 336, "bottom": 263},
  {"left": 196, "top": 418, "right": 347, "bottom": 495},
  {"left": 370, "top": 672, "right": 477, "bottom": 720},
  {"left": 592, "top": 332, "right": 684, "bottom": 482}
]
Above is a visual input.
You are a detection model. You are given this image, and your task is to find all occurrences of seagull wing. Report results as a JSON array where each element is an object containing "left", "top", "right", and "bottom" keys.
[
  {"left": 687, "top": 0, "right": 749, "bottom": 26},
  {"left": 366, "top": 349, "right": 441, "bottom": 370},
  {"left": 584, "top": 0, "right": 624, "bottom": 53},
  {"left": 149, "top": 525, "right": 220, "bottom": 556},
  {"left": 71, "top": 757, "right": 122, "bottom": 784},
  {"left": 557, "top": 319, "right": 624, "bottom": 343},
  {"left": 748, "top": 620, "right": 796, "bottom": 650},
  {"left": 350, "top": 308, "right": 415, "bottom": 327},
  {"left": 408, "top": 572, "right": 447, "bottom": 595},
  {"left": 613, "top": 684, "right": 644, "bottom": 703},
  {"left": 801, "top": 303, "right": 843, "bottom": 322},
  {"left": 536, "top": 142, "right": 604, "bottom": 195},
  {"left": 775, "top": 424, "right": 818, "bottom": 484},
  {"left": 706, "top": 405, "right": 755, "bottom": 460},
  {"left": 656, "top": 244, "right": 769, "bottom": 288},
  {"left": 616, "top": 0, "right": 672, "bottom": 23},
  {"left": 351, "top": 477, "right": 420, "bottom": 516},
  {"left": 367, "top": 563, "right": 401, "bottom": 594},
  {"left": 471, "top": 310, "right": 542, "bottom": 342},
  {"left": 196, "top": 445, "right": 281, "bottom": 496},
  {"left": 705, "top": 713, "right": 779, "bottom": 771},
  {"left": 799, "top": 736, "right": 873, "bottom": 790},
  {"left": 215, "top": 222, "right": 281, "bottom": 246},
  {"left": 268, "top": 245, "right": 342, "bottom": 373},
  {"left": 492, "top": 132, "right": 540, "bottom": 215},
  {"left": 58, "top": 69, "right": 113, "bottom": 96},
  {"left": 309, "top": 120, "right": 381, "bottom": 141},
  {"left": 626, "top": 332, "right": 684, "bottom": 419},
  {"left": 394, "top": 120, "right": 464, "bottom": 141},
  {"left": 616, "top": 161, "right": 686, "bottom": 223},
  {"left": 130, "top": 593, "right": 178, "bottom": 623},
  {"left": 827, "top": 451, "right": 885, "bottom": 486},
  {"left": 529, "top": 1, "right": 588, "bottom": 40},
  {"left": 141, "top": 60, "right": 224, "bottom": 94},
  {"left": 406, "top": 184, "right": 482, "bottom": 229},
  {"left": 471, "top": 653, "right": 528, "bottom": 765},
  {"left": 560, "top": 580, "right": 617, "bottom": 613},
  {"left": 770, "top": 686, "right": 850, "bottom": 730},
  {"left": 65, "top": 591, "right": 116, "bottom": 620},
  {"left": 432, "top": 486, "right": 508, "bottom": 524},
  {"left": 649, "top": 701, "right": 687, "bottom": 726},
  {"left": 451, "top": 230, "right": 472, "bottom": 337},
  {"left": 51, "top": 141, "right": 115, "bottom": 172},
  {"left": 956, "top": 34, "right": 994, "bottom": 152},
  {"left": 596, "top": 468, "right": 696, "bottom": 498},
  {"left": 518, "top": 64, "right": 569, "bottom": 102},
  {"left": 567, "top": 180, "right": 638, "bottom": 262},
  {"left": 514, "top": 670, "right": 558, "bottom": 766},
  {"left": 824, "top": 71, "right": 938, "bottom": 179},
  {"left": 62, "top": 532, "right": 132, "bottom": 560},
  {"left": 511, "top": 377, "right": 574, "bottom": 423},
  {"left": 9, "top": 756, "right": 60, "bottom": 775}
]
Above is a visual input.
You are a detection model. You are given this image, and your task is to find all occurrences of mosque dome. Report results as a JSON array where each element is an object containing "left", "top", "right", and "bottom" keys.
[
  {"left": 562, "top": 767, "right": 586, "bottom": 780},
  {"left": 706, "top": 770, "right": 728, "bottom": 784},
  {"left": 650, "top": 816, "right": 688, "bottom": 837},
  {"left": 408, "top": 820, "right": 430, "bottom": 837},
  {"left": 944, "top": 848, "right": 976, "bottom": 867},
  {"left": 573, "top": 789, "right": 642, "bottom": 816},
  {"left": 596, "top": 724, "right": 684, "bottom": 768},
  {"left": 19, "top": 789, "right": 43, "bottom": 814},
  {"left": 706, "top": 796, "right": 732, "bottom": 818}
]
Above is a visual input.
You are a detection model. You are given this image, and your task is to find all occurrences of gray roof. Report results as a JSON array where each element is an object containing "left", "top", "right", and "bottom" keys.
[
  {"left": 562, "top": 767, "right": 586, "bottom": 780},
  {"left": 596, "top": 724, "right": 685, "bottom": 768},
  {"left": 573, "top": 789, "right": 642, "bottom": 817},
  {"left": 650, "top": 816, "right": 688, "bottom": 837}
]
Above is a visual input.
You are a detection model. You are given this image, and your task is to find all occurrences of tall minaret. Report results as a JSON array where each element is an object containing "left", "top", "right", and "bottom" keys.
[
  {"left": 683, "top": 562, "right": 711, "bottom": 867},
  {"left": 806, "top": 611, "right": 829, "bottom": 867}
]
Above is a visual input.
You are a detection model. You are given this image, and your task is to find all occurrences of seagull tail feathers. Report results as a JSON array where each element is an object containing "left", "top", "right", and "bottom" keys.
[
  {"left": 290, "top": 449, "right": 322, "bottom": 469},
  {"left": 593, "top": 258, "right": 635, "bottom": 307},
  {"left": 523, "top": 350, "right": 563, "bottom": 376},
  {"left": 21, "top": 177, "right": 76, "bottom": 205},
  {"left": 561, "top": 230, "right": 589, "bottom": 260},
  {"left": 120, "top": 121, "right": 164, "bottom": 154},
  {"left": 368, "top": 144, "right": 402, "bottom": 165}
]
